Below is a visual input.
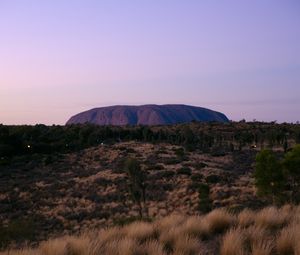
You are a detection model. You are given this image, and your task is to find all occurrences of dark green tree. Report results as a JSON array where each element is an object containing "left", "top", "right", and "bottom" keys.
[
  {"left": 283, "top": 136, "right": 288, "bottom": 153},
  {"left": 198, "top": 183, "right": 212, "bottom": 213},
  {"left": 124, "top": 158, "right": 147, "bottom": 218},
  {"left": 283, "top": 145, "right": 300, "bottom": 203},
  {"left": 182, "top": 126, "right": 194, "bottom": 145},
  {"left": 254, "top": 150, "right": 285, "bottom": 204}
]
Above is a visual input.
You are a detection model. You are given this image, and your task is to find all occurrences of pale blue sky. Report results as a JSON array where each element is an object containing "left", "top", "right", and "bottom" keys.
[{"left": 0, "top": 0, "right": 299, "bottom": 124}]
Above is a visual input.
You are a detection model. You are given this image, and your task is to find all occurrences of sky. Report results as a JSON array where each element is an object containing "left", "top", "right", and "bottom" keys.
[{"left": 0, "top": 0, "right": 300, "bottom": 125}]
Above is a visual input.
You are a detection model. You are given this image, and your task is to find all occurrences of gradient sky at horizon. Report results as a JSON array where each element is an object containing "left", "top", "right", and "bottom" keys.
[{"left": 0, "top": 0, "right": 300, "bottom": 125}]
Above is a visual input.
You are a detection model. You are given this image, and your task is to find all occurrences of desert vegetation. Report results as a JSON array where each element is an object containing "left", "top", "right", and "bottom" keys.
[
  {"left": 2, "top": 206, "right": 300, "bottom": 255},
  {"left": 0, "top": 139, "right": 260, "bottom": 248},
  {"left": 254, "top": 145, "right": 300, "bottom": 204},
  {"left": 1, "top": 122, "right": 300, "bottom": 253},
  {"left": 1, "top": 121, "right": 300, "bottom": 161}
]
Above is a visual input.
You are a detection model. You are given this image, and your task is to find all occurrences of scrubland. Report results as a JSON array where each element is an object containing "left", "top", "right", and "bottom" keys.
[
  {"left": 0, "top": 142, "right": 258, "bottom": 244},
  {"left": 1, "top": 122, "right": 300, "bottom": 254}
]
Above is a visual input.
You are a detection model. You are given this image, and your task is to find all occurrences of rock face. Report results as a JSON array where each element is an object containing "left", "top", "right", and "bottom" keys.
[{"left": 66, "top": 104, "right": 229, "bottom": 126}]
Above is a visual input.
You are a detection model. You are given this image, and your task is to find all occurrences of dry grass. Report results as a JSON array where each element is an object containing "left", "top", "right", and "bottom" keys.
[
  {"left": 179, "top": 216, "right": 209, "bottom": 239},
  {"left": 276, "top": 224, "right": 300, "bottom": 255},
  {"left": 155, "top": 214, "right": 186, "bottom": 230},
  {"left": 39, "top": 238, "right": 69, "bottom": 255},
  {"left": 246, "top": 225, "right": 269, "bottom": 247},
  {"left": 255, "top": 207, "right": 289, "bottom": 229},
  {"left": 0, "top": 250, "right": 41, "bottom": 255},
  {"left": 2, "top": 206, "right": 300, "bottom": 255},
  {"left": 238, "top": 209, "right": 256, "bottom": 227},
  {"left": 173, "top": 236, "right": 201, "bottom": 255},
  {"left": 124, "top": 221, "right": 157, "bottom": 242},
  {"left": 203, "top": 209, "right": 236, "bottom": 234},
  {"left": 143, "top": 240, "right": 166, "bottom": 255},
  {"left": 220, "top": 228, "right": 245, "bottom": 255},
  {"left": 159, "top": 226, "right": 181, "bottom": 253},
  {"left": 251, "top": 239, "right": 274, "bottom": 255}
]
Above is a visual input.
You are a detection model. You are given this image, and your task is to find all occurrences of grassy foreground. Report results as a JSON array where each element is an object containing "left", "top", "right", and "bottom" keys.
[{"left": 2, "top": 206, "right": 300, "bottom": 255}]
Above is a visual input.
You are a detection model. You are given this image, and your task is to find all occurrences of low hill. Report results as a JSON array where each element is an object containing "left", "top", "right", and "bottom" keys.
[{"left": 66, "top": 104, "right": 229, "bottom": 125}]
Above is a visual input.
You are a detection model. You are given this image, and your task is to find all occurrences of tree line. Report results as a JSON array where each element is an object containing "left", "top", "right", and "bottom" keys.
[{"left": 1, "top": 122, "right": 300, "bottom": 159}]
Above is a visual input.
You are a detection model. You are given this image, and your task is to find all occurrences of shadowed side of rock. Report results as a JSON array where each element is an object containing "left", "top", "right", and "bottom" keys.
[{"left": 66, "top": 104, "right": 229, "bottom": 125}]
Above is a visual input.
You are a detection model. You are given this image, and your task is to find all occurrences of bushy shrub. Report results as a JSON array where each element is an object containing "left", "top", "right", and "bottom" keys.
[
  {"left": 151, "top": 164, "right": 164, "bottom": 171},
  {"left": 0, "top": 219, "right": 36, "bottom": 248},
  {"left": 174, "top": 148, "right": 185, "bottom": 158},
  {"left": 254, "top": 150, "right": 285, "bottom": 204},
  {"left": 191, "top": 173, "right": 203, "bottom": 182},
  {"left": 162, "top": 158, "right": 182, "bottom": 165},
  {"left": 206, "top": 174, "right": 221, "bottom": 184},
  {"left": 177, "top": 167, "right": 192, "bottom": 176},
  {"left": 150, "top": 170, "right": 175, "bottom": 179},
  {"left": 192, "top": 162, "right": 208, "bottom": 170},
  {"left": 283, "top": 145, "right": 300, "bottom": 203}
]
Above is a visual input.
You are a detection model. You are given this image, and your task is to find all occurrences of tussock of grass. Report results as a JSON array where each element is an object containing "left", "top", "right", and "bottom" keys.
[
  {"left": 159, "top": 227, "right": 181, "bottom": 253},
  {"left": 238, "top": 209, "right": 256, "bottom": 227},
  {"left": 255, "top": 207, "right": 289, "bottom": 229},
  {"left": 143, "top": 240, "right": 166, "bottom": 255},
  {"left": 3, "top": 206, "right": 300, "bottom": 255},
  {"left": 173, "top": 236, "right": 201, "bottom": 255},
  {"left": 251, "top": 239, "right": 274, "bottom": 255},
  {"left": 115, "top": 237, "right": 139, "bottom": 255},
  {"left": 292, "top": 206, "right": 300, "bottom": 222},
  {"left": 124, "top": 221, "right": 156, "bottom": 242},
  {"left": 180, "top": 216, "right": 209, "bottom": 239},
  {"left": 39, "top": 238, "right": 68, "bottom": 255},
  {"left": 155, "top": 214, "right": 186, "bottom": 230},
  {"left": 204, "top": 209, "right": 236, "bottom": 234},
  {"left": 220, "top": 228, "right": 245, "bottom": 255},
  {"left": 66, "top": 236, "right": 90, "bottom": 255},
  {"left": 246, "top": 225, "right": 268, "bottom": 246},
  {"left": 276, "top": 224, "right": 300, "bottom": 255}
]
